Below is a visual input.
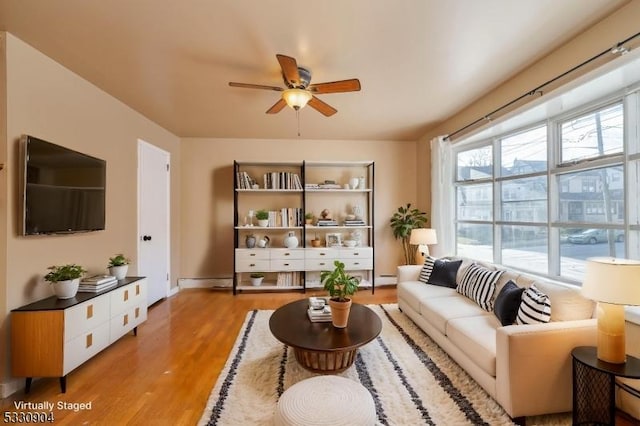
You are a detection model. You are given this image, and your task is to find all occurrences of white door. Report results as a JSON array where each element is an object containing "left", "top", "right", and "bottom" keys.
[{"left": 138, "top": 140, "right": 170, "bottom": 306}]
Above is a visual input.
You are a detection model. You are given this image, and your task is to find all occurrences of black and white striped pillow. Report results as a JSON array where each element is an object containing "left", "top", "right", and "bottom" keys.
[
  {"left": 516, "top": 284, "right": 551, "bottom": 325},
  {"left": 457, "top": 263, "right": 503, "bottom": 311},
  {"left": 418, "top": 256, "right": 436, "bottom": 284}
]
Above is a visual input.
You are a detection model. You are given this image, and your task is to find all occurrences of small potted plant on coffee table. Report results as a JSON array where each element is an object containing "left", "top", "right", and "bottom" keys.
[
  {"left": 250, "top": 272, "right": 264, "bottom": 286},
  {"left": 108, "top": 253, "right": 130, "bottom": 280},
  {"left": 321, "top": 260, "right": 359, "bottom": 328},
  {"left": 44, "top": 264, "right": 87, "bottom": 299}
]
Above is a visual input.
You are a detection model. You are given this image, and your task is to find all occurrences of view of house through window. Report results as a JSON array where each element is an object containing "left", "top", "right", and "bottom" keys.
[{"left": 453, "top": 96, "right": 638, "bottom": 283}]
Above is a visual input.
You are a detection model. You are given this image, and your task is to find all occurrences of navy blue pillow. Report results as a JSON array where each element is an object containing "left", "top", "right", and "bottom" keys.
[
  {"left": 493, "top": 280, "right": 524, "bottom": 326},
  {"left": 427, "top": 259, "right": 462, "bottom": 288}
]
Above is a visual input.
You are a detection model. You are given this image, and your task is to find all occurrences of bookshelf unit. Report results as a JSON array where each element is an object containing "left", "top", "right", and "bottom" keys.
[{"left": 233, "top": 160, "right": 375, "bottom": 295}]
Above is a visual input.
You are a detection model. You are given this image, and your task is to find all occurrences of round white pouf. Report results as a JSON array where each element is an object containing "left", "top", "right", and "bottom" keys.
[{"left": 274, "top": 376, "right": 376, "bottom": 426}]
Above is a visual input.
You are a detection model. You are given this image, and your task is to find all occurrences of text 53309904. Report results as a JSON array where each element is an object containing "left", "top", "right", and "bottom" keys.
[{"left": 3, "top": 412, "right": 54, "bottom": 423}]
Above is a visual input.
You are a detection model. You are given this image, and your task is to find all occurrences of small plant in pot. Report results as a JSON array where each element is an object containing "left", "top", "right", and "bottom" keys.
[
  {"left": 305, "top": 212, "right": 314, "bottom": 225},
  {"left": 256, "top": 209, "right": 269, "bottom": 227},
  {"left": 107, "top": 254, "right": 130, "bottom": 280},
  {"left": 250, "top": 272, "right": 264, "bottom": 286},
  {"left": 320, "top": 260, "right": 359, "bottom": 328},
  {"left": 44, "top": 264, "right": 87, "bottom": 299}
]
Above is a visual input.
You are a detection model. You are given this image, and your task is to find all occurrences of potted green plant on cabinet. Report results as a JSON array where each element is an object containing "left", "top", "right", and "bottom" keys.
[
  {"left": 390, "top": 203, "right": 428, "bottom": 264},
  {"left": 321, "top": 260, "right": 359, "bottom": 328},
  {"left": 256, "top": 210, "right": 269, "bottom": 227},
  {"left": 108, "top": 254, "right": 130, "bottom": 280},
  {"left": 249, "top": 272, "right": 264, "bottom": 286},
  {"left": 44, "top": 264, "right": 87, "bottom": 299}
]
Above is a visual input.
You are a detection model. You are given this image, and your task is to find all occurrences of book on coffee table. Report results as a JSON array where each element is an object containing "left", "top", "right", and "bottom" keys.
[{"left": 307, "top": 306, "right": 332, "bottom": 323}]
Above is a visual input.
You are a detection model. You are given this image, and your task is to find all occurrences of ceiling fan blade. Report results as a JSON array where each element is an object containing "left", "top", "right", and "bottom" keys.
[
  {"left": 276, "top": 54, "right": 301, "bottom": 88},
  {"left": 308, "top": 96, "right": 337, "bottom": 117},
  {"left": 266, "top": 98, "right": 287, "bottom": 114},
  {"left": 309, "top": 79, "right": 361, "bottom": 94},
  {"left": 229, "top": 82, "right": 283, "bottom": 91}
]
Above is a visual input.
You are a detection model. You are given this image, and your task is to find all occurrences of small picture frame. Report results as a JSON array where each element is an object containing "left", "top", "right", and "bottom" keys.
[{"left": 326, "top": 233, "right": 342, "bottom": 247}]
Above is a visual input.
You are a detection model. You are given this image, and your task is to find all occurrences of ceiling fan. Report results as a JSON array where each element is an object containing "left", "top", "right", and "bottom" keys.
[{"left": 229, "top": 54, "right": 361, "bottom": 117}]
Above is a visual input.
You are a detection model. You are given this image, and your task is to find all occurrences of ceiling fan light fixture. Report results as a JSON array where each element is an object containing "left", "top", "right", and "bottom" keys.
[{"left": 282, "top": 88, "right": 312, "bottom": 110}]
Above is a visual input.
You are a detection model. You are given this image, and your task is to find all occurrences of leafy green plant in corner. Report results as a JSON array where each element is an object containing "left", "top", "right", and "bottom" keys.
[
  {"left": 320, "top": 260, "right": 359, "bottom": 302},
  {"left": 256, "top": 210, "right": 269, "bottom": 220},
  {"left": 390, "top": 203, "right": 428, "bottom": 265},
  {"left": 44, "top": 264, "right": 87, "bottom": 283},
  {"left": 108, "top": 254, "right": 130, "bottom": 267}
]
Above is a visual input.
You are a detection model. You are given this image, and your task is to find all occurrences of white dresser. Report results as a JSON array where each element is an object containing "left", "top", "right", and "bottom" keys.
[{"left": 11, "top": 277, "right": 147, "bottom": 393}]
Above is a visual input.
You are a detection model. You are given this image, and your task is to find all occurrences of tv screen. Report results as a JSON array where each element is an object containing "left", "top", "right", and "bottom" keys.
[{"left": 21, "top": 135, "right": 106, "bottom": 235}]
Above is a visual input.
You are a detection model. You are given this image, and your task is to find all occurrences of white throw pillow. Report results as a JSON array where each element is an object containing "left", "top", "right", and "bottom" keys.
[
  {"left": 457, "top": 263, "right": 503, "bottom": 311},
  {"left": 516, "top": 284, "right": 551, "bottom": 325}
]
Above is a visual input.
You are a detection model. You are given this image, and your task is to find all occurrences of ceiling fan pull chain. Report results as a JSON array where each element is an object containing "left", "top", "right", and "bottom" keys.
[{"left": 297, "top": 109, "right": 301, "bottom": 137}]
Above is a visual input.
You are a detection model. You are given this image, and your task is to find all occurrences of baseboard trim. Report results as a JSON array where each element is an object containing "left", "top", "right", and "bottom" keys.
[{"left": 178, "top": 278, "right": 233, "bottom": 289}]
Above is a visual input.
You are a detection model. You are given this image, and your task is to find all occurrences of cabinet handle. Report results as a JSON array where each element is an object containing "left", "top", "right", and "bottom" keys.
[
  {"left": 123, "top": 314, "right": 129, "bottom": 326},
  {"left": 320, "top": 253, "right": 326, "bottom": 256},
  {"left": 136, "top": 285, "right": 140, "bottom": 296},
  {"left": 250, "top": 253, "right": 256, "bottom": 257},
  {"left": 284, "top": 252, "right": 290, "bottom": 256},
  {"left": 249, "top": 263, "right": 256, "bottom": 267},
  {"left": 86, "top": 304, "right": 93, "bottom": 319},
  {"left": 124, "top": 290, "right": 129, "bottom": 302},
  {"left": 86, "top": 333, "right": 93, "bottom": 348},
  {"left": 354, "top": 252, "right": 360, "bottom": 256},
  {"left": 319, "top": 262, "right": 325, "bottom": 266},
  {"left": 135, "top": 307, "right": 140, "bottom": 318},
  {"left": 354, "top": 262, "right": 360, "bottom": 265},
  {"left": 284, "top": 263, "right": 290, "bottom": 266}
]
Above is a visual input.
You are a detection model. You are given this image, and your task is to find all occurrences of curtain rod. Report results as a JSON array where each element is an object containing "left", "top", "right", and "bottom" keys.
[{"left": 444, "top": 30, "right": 640, "bottom": 141}]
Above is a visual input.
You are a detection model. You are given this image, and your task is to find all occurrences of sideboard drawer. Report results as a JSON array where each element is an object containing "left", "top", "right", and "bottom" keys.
[
  {"left": 305, "top": 259, "right": 335, "bottom": 271},
  {"left": 235, "top": 259, "right": 270, "bottom": 272},
  {"left": 339, "top": 247, "right": 373, "bottom": 259},
  {"left": 270, "top": 258, "right": 305, "bottom": 271},
  {"left": 270, "top": 248, "right": 305, "bottom": 260},
  {"left": 235, "top": 249, "right": 270, "bottom": 261},
  {"left": 64, "top": 296, "right": 110, "bottom": 342},
  {"left": 63, "top": 321, "right": 110, "bottom": 375},
  {"left": 304, "top": 248, "right": 339, "bottom": 260},
  {"left": 342, "top": 258, "right": 373, "bottom": 270}
]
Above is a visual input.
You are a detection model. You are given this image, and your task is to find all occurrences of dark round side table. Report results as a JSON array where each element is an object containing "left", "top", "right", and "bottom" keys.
[{"left": 572, "top": 346, "right": 640, "bottom": 425}]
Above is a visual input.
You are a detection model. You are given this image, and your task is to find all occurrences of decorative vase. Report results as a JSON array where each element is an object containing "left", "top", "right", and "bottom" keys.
[
  {"left": 258, "top": 219, "right": 269, "bottom": 227},
  {"left": 257, "top": 236, "right": 270, "bottom": 248},
  {"left": 349, "top": 177, "right": 359, "bottom": 190},
  {"left": 311, "top": 238, "right": 322, "bottom": 247},
  {"left": 284, "top": 231, "right": 299, "bottom": 248},
  {"left": 250, "top": 276, "right": 264, "bottom": 286},
  {"left": 109, "top": 265, "right": 128, "bottom": 280},
  {"left": 358, "top": 176, "right": 366, "bottom": 189},
  {"left": 246, "top": 234, "right": 256, "bottom": 248},
  {"left": 52, "top": 278, "right": 80, "bottom": 299}
]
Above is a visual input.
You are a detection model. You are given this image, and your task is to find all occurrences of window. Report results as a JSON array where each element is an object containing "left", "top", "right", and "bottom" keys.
[{"left": 453, "top": 98, "right": 636, "bottom": 283}]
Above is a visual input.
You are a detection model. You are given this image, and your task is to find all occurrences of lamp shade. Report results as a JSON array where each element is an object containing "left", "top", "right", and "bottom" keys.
[
  {"left": 582, "top": 257, "right": 640, "bottom": 305},
  {"left": 282, "top": 88, "right": 312, "bottom": 110},
  {"left": 409, "top": 228, "right": 438, "bottom": 245}
]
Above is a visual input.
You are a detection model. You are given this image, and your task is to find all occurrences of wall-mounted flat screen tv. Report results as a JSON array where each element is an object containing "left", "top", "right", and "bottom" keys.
[{"left": 21, "top": 135, "right": 106, "bottom": 235}]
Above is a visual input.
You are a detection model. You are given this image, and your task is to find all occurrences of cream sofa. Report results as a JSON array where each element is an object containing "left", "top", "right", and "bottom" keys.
[{"left": 397, "top": 257, "right": 598, "bottom": 419}]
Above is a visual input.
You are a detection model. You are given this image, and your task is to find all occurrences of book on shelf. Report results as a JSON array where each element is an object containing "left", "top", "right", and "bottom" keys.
[
  {"left": 344, "top": 220, "right": 366, "bottom": 226},
  {"left": 276, "top": 271, "right": 301, "bottom": 287},
  {"left": 262, "top": 171, "right": 302, "bottom": 190},
  {"left": 81, "top": 274, "right": 117, "bottom": 285},
  {"left": 316, "top": 219, "right": 338, "bottom": 226}
]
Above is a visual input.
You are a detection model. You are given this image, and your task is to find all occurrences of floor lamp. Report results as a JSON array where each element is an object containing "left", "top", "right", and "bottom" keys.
[
  {"left": 409, "top": 228, "right": 438, "bottom": 265},
  {"left": 581, "top": 257, "right": 640, "bottom": 364}
]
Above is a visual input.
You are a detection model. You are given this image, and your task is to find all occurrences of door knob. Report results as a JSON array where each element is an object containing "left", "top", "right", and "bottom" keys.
[{"left": 142, "top": 235, "right": 152, "bottom": 241}]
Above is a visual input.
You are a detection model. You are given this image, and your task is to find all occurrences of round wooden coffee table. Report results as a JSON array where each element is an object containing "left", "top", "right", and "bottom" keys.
[{"left": 269, "top": 299, "right": 382, "bottom": 373}]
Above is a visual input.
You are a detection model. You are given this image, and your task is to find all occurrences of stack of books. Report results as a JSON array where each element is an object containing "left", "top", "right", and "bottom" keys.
[
  {"left": 307, "top": 297, "right": 332, "bottom": 322},
  {"left": 344, "top": 219, "right": 366, "bottom": 226},
  {"left": 79, "top": 275, "right": 118, "bottom": 293},
  {"left": 316, "top": 219, "right": 338, "bottom": 226}
]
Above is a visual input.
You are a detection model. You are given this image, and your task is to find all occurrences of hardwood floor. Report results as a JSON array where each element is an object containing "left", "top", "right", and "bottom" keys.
[{"left": 1, "top": 286, "right": 638, "bottom": 425}]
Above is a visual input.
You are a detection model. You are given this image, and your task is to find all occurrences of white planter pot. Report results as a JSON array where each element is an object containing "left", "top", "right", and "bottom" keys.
[
  {"left": 257, "top": 219, "right": 269, "bottom": 227},
  {"left": 52, "top": 278, "right": 80, "bottom": 299},
  {"left": 250, "top": 277, "right": 264, "bottom": 286},
  {"left": 109, "top": 265, "right": 128, "bottom": 280}
]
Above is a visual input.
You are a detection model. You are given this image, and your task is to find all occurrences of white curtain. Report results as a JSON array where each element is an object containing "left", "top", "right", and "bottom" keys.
[{"left": 430, "top": 136, "right": 455, "bottom": 257}]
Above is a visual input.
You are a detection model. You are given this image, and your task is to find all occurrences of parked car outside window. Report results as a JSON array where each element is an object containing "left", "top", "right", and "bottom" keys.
[{"left": 567, "top": 228, "right": 625, "bottom": 244}]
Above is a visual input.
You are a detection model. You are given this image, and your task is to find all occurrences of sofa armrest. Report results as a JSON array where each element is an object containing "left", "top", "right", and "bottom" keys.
[
  {"left": 397, "top": 265, "right": 422, "bottom": 283},
  {"left": 495, "top": 319, "right": 597, "bottom": 417}
]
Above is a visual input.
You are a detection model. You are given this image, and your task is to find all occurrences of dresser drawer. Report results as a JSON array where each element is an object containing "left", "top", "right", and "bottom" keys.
[
  {"left": 235, "top": 249, "right": 270, "bottom": 261},
  {"left": 342, "top": 258, "right": 373, "bottom": 270},
  {"left": 304, "top": 248, "right": 339, "bottom": 260},
  {"left": 110, "top": 302, "right": 146, "bottom": 342},
  {"left": 235, "top": 259, "right": 270, "bottom": 272},
  {"left": 305, "top": 259, "right": 336, "bottom": 271},
  {"left": 64, "top": 296, "right": 110, "bottom": 342},
  {"left": 270, "top": 258, "right": 305, "bottom": 271},
  {"left": 270, "top": 248, "right": 305, "bottom": 260},
  {"left": 63, "top": 321, "right": 110, "bottom": 375},
  {"left": 339, "top": 247, "right": 373, "bottom": 259}
]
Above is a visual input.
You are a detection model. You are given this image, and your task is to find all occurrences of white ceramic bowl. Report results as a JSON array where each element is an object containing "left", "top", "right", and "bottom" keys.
[{"left": 343, "top": 240, "right": 357, "bottom": 248}]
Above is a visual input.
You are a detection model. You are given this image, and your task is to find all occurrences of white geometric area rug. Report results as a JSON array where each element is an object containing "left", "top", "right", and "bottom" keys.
[{"left": 198, "top": 304, "right": 571, "bottom": 426}]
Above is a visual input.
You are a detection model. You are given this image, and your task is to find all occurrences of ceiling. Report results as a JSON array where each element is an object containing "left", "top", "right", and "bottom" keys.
[{"left": 0, "top": 0, "right": 629, "bottom": 141}]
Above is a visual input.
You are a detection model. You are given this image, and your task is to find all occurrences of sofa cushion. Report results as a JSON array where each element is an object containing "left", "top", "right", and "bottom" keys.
[
  {"left": 516, "top": 284, "right": 551, "bottom": 325},
  {"left": 533, "top": 280, "right": 595, "bottom": 321},
  {"left": 494, "top": 280, "right": 525, "bottom": 326},
  {"left": 397, "top": 281, "right": 457, "bottom": 314},
  {"left": 457, "top": 263, "right": 504, "bottom": 311},
  {"left": 419, "top": 257, "right": 462, "bottom": 288},
  {"left": 420, "top": 295, "right": 490, "bottom": 336},
  {"left": 447, "top": 315, "right": 499, "bottom": 377}
]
